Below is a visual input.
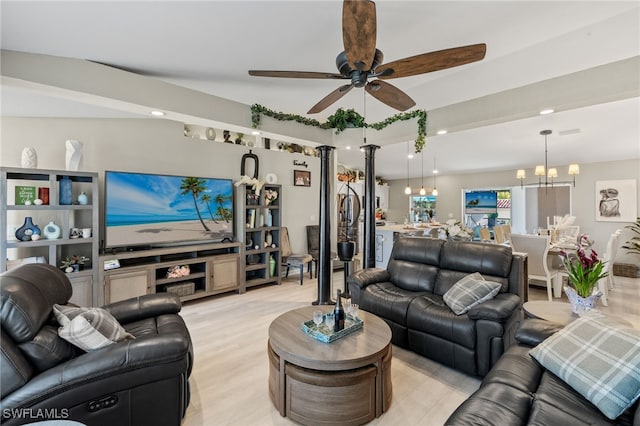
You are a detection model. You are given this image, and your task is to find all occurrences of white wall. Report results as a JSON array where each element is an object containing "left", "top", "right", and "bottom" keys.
[
  {"left": 386, "top": 159, "right": 640, "bottom": 265},
  {"left": 1, "top": 117, "right": 321, "bottom": 253}
]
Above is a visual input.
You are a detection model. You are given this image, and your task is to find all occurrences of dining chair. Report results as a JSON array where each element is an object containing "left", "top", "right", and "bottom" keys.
[
  {"left": 510, "top": 233, "right": 558, "bottom": 301},
  {"left": 306, "top": 225, "right": 337, "bottom": 278},
  {"left": 281, "top": 227, "right": 313, "bottom": 285},
  {"left": 598, "top": 229, "right": 622, "bottom": 306},
  {"left": 493, "top": 225, "right": 508, "bottom": 245},
  {"left": 479, "top": 227, "right": 492, "bottom": 242}
]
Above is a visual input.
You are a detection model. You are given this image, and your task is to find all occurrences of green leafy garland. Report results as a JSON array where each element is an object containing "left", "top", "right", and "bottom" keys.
[{"left": 250, "top": 104, "right": 428, "bottom": 152}]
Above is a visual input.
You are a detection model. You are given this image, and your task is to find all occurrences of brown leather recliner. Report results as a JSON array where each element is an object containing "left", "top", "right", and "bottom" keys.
[{"left": 1, "top": 263, "right": 193, "bottom": 426}]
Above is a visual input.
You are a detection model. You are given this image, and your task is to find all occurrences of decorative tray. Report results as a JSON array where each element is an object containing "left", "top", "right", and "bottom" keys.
[{"left": 301, "top": 315, "right": 363, "bottom": 343}]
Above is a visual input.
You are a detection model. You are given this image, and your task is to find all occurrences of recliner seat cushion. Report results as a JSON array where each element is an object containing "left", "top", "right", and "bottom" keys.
[
  {"left": 407, "top": 295, "right": 476, "bottom": 349},
  {"left": 360, "top": 282, "right": 426, "bottom": 326}
]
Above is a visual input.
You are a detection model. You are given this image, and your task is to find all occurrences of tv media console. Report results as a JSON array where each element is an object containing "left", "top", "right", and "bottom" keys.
[{"left": 98, "top": 242, "right": 241, "bottom": 305}]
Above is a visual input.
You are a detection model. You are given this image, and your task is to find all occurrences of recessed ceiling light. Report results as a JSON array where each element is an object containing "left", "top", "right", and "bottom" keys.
[
  {"left": 345, "top": 146, "right": 351, "bottom": 150},
  {"left": 540, "top": 108, "right": 554, "bottom": 115},
  {"left": 251, "top": 131, "right": 260, "bottom": 135},
  {"left": 408, "top": 153, "right": 414, "bottom": 159},
  {"left": 437, "top": 130, "right": 447, "bottom": 135},
  {"left": 150, "top": 110, "right": 165, "bottom": 116}
]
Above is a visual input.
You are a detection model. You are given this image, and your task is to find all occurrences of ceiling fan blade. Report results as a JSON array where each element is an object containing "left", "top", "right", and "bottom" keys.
[
  {"left": 377, "top": 43, "right": 487, "bottom": 79},
  {"left": 365, "top": 80, "right": 416, "bottom": 111},
  {"left": 248, "top": 70, "right": 345, "bottom": 79},
  {"left": 342, "top": 0, "right": 377, "bottom": 71},
  {"left": 308, "top": 84, "right": 355, "bottom": 114}
]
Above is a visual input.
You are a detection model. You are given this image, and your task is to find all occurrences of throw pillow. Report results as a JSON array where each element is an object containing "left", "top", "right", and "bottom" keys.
[
  {"left": 53, "top": 304, "right": 135, "bottom": 352},
  {"left": 443, "top": 272, "right": 502, "bottom": 315},
  {"left": 529, "top": 313, "right": 640, "bottom": 420}
]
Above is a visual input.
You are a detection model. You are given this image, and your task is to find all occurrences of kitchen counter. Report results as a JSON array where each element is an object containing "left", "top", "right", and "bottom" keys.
[{"left": 374, "top": 224, "right": 441, "bottom": 268}]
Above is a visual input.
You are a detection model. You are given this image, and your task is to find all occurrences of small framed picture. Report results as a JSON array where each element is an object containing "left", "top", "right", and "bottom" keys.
[{"left": 294, "top": 170, "right": 311, "bottom": 187}]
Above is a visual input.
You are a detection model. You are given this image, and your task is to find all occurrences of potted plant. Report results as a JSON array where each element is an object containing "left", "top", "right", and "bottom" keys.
[
  {"left": 622, "top": 217, "right": 640, "bottom": 255},
  {"left": 560, "top": 234, "right": 608, "bottom": 314}
]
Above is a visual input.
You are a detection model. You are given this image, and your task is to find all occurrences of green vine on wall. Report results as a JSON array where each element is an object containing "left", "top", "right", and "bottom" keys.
[{"left": 250, "top": 104, "right": 428, "bottom": 153}]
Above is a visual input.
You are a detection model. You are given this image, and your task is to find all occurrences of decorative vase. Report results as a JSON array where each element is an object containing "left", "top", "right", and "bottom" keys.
[
  {"left": 21, "top": 147, "right": 38, "bottom": 168},
  {"left": 15, "top": 217, "right": 41, "bottom": 241},
  {"left": 564, "top": 286, "right": 602, "bottom": 315},
  {"left": 43, "top": 221, "right": 61, "bottom": 240},
  {"left": 59, "top": 176, "right": 72, "bottom": 205},
  {"left": 337, "top": 241, "right": 355, "bottom": 261},
  {"left": 65, "top": 140, "right": 83, "bottom": 171},
  {"left": 77, "top": 192, "right": 88, "bottom": 205},
  {"left": 265, "top": 231, "right": 273, "bottom": 246},
  {"left": 266, "top": 211, "right": 273, "bottom": 227},
  {"left": 269, "top": 255, "right": 276, "bottom": 277}
]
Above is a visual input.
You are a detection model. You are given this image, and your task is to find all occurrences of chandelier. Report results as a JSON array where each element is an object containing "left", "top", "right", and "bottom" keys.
[{"left": 516, "top": 129, "right": 579, "bottom": 188}]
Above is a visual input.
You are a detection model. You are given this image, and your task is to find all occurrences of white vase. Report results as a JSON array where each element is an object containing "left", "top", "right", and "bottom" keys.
[
  {"left": 21, "top": 147, "right": 38, "bottom": 168},
  {"left": 564, "top": 286, "right": 602, "bottom": 315},
  {"left": 43, "top": 221, "right": 61, "bottom": 240},
  {"left": 65, "top": 140, "right": 83, "bottom": 171}
]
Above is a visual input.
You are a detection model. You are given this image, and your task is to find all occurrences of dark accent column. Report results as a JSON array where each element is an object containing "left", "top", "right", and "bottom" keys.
[
  {"left": 313, "top": 145, "right": 335, "bottom": 305},
  {"left": 362, "top": 145, "right": 380, "bottom": 268}
]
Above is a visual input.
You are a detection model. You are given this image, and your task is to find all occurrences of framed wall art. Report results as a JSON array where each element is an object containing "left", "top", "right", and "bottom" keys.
[
  {"left": 595, "top": 179, "right": 637, "bottom": 222},
  {"left": 294, "top": 170, "right": 311, "bottom": 187}
]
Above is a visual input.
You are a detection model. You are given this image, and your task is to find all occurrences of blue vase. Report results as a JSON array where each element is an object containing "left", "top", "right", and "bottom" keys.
[
  {"left": 15, "top": 217, "right": 41, "bottom": 241},
  {"left": 59, "top": 176, "right": 72, "bottom": 205}
]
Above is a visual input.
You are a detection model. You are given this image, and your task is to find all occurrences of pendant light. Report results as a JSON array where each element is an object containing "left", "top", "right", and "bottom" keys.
[
  {"left": 419, "top": 149, "right": 426, "bottom": 195},
  {"left": 432, "top": 155, "right": 438, "bottom": 196},
  {"left": 517, "top": 130, "right": 579, "bottom": 187},
  {"left": 404, "top": 141, "right": 412, "bottom": 195}
]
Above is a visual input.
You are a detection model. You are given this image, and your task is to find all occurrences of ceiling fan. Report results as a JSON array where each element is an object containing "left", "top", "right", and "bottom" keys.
[{"left": 249, "top": 0, "right": 486, "bottom": 114}]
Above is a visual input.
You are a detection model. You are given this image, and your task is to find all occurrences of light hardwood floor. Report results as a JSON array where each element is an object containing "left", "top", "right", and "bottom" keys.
[{"left": 180, "top": 271, "right": 640, "bottom": 426}]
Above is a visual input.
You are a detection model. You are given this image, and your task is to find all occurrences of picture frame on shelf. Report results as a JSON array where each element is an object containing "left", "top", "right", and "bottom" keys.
[{"left": 294, "top": 170, "right": 311, "bottom": 187}]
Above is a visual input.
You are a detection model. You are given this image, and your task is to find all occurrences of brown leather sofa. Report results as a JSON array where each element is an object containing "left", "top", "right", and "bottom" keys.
[
  {"left": 348, "top": 237, "right": 526, "bottom": 377},
  {"left": 1, "top": 263, "right": 193, "bottom": 426}
]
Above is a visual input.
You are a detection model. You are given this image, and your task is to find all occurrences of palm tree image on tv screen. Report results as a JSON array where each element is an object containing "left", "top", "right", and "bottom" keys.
[{"left": 105, "top": 171, "right": 234, "bottom": 248}]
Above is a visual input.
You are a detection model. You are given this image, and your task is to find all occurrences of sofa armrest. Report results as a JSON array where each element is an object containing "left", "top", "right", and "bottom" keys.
[
  {"left": 514, "top": 318, "right": 562, "bottom": 347},
  {"left": 102, "top": 293, "right": 182, "bottom": 324},
  {"left": 346, "top": 268, "right": 390, "bottom": 290},
  {"left": 467, "top": 293, "right": 520, "bottom": 322},
  {"left": 0, "top": 332, "right": 190, "bottom": 411}
]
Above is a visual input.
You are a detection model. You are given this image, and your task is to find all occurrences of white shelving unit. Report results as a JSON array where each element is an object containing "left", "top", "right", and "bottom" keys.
[{"left": 1, "top": 167, "right": 99, "bottom": 306}]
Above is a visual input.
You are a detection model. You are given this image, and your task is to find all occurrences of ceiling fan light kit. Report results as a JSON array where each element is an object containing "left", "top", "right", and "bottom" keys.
[{"left": 248, "top": 0, "right": 486, "bottom": 114}]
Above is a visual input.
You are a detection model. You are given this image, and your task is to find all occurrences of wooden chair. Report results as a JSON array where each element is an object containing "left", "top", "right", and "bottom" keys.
[
  {"left": 493, "top": 225, "right": 508, "bottom": 245},
  {"left": 479, "top": 227, "right": 492, "bottom": 242},
  {"left": 281, "top": 227, "right": 313, "bottom": 285},
  {"left": 510, "top": 234, "right": 558, "bottom": 301}
]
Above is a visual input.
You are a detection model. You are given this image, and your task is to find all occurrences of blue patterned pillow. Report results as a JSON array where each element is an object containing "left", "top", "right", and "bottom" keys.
[
  {"left": 443, "top": 272, "right": 502, "bottom": 315},
  {"left": 529, "top": 313, "right": 640, "bottom": 419}
]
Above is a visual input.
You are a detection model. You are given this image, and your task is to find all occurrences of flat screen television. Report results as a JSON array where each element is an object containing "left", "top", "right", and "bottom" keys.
[
  {"left": 105, "top": 171, "right": 234, "bottom": 249},
  {"left": 464, "top": 191, "right": 498, "bottom": 214}
]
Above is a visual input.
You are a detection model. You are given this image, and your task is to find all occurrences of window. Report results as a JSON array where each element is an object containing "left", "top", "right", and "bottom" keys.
[{"left": 410, "top": 195, "right": 437, "bottom": 223}]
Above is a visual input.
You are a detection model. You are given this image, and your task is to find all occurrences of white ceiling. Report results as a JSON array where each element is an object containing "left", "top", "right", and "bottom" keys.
[{"left": 1, "top": 1, "right": 639, "bottom": 180}]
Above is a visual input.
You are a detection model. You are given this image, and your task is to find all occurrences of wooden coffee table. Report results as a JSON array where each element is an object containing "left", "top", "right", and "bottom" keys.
[{"left": 268, "top": 306, "right": 392, "bottom": 426}]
